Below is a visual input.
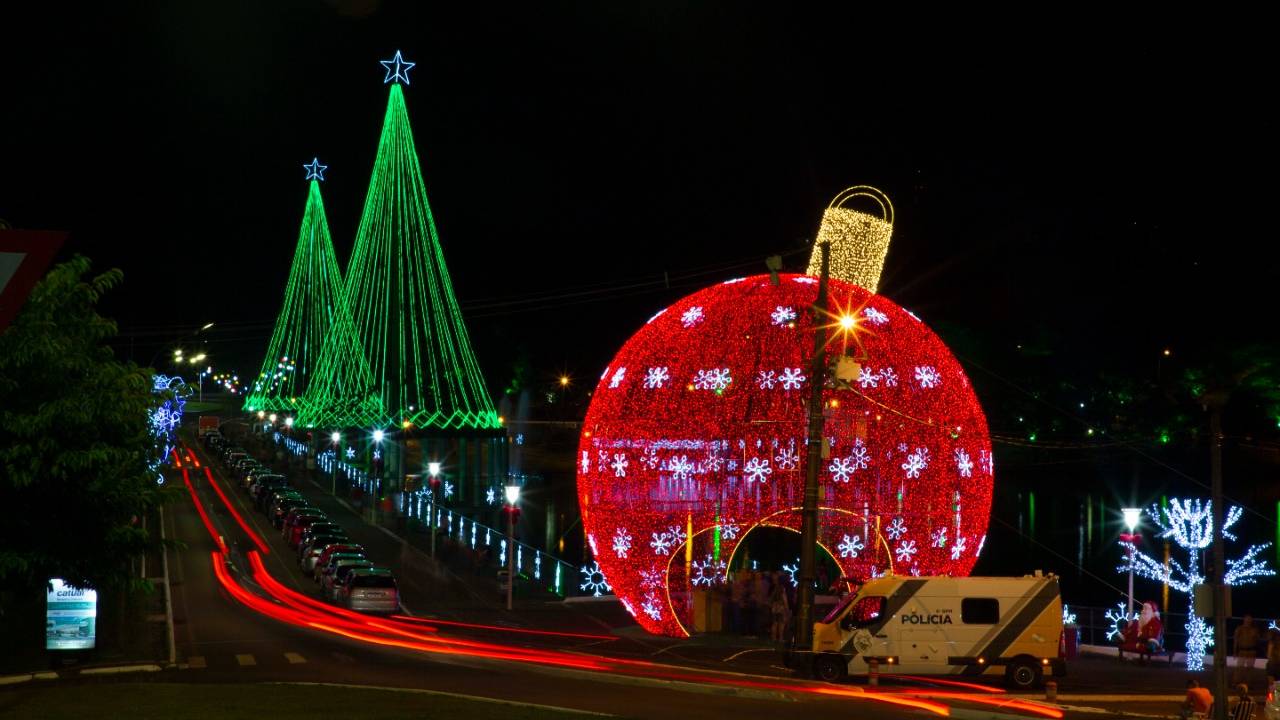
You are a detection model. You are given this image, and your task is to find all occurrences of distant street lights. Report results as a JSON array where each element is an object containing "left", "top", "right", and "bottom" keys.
[
  {"left": 505, "top": 484, "right": 521, "bottom": 611},
  {"left": 1122, "top": 508, "right": 1143, "bottom": 617}
]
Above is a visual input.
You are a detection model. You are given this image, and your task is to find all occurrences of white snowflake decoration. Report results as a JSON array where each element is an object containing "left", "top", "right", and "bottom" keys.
[
  {"left": 838, "top": 533, "right": 864, "bottom": 559},
  {"left": 782, "top": 560, "right": 799, "bottom": 587},
  {"left": 895, "top": 540, "right": 918, "bottom": 563},
  {"left": 857, "top": 367, "right": 879, "bottom": 388},
  {"left": 980, "top": 450, "right": 993, "bottom": 475},
  {"left": 862, "top": 307, "right": 889, "bottom": 325},
  {"left": 771, "top": 306, "right": 797, "bottom": 326},
  {"left": 609, "top": 367, "right": 627, "bottom": 388},
  {"left": 779, "top": 367, "right": 806, "bottom": 390},
  {"left": 650, "top": 532, "right": 672, "bottom": 555},
  {"left": 665, "top": 454, "right": 695, "bottom": 481},
  {"left": 901, "top": 447, "right": 929, "bottom": 479},
  {"left": 955, "top": 448, "right": 974, "bottom": 478},
  {"left": 345, "top": 447, "right": 355, "bottom": 459},
  {"left": 756, "top": 369, "right": 777, "bottom": 389},
  {"left": 579, "top": 562, "right": 611, "bottom": 597},
  {"left": 372, "top": 449, "right": 382, "bottom": 461},
  {"left": 485, "top": 487, "right": 496, "bottom": 505},
  {"left": 640, "top": 448, "right": 660, "bottom": 469},
  {"left": 1104, "top": 602, "right": 1136, "bottom": 641},
  {"left": 442, "top": 481, "right": 454, "bottom": 499},
  {"left": 914, "top": 365, "right": 941, "bottom": 389},
  {"left": 580, "top": 451, "right": 590, "bottom": 474},
  {"left": 703, "top": 451, "right": 725, "bottom": 473},
  {"left": 774, "top": 442, "right": 799, "bottom": 470},
  {"left": 611, "top": 453, "right": 629, "bottom": 477},
  {"left": 691, "top": 554, "right": 727, "bottom": 587},
  {"left": 666, "top": 525, "right": 688, "bottom": 545},
  {"left": 643, "top": 366, "right": 670, "bottom": 389},
  {"left": 950, "top": 535, "right": 967, "bottom": 560},
  {"left": 642, "top": 592, "right": 663, "bottom": 621},
  {"left": 681, "top": 306, "right": 705, "bottom": 327},
  {"left": 849, "top": 439, "right": 870, "bottom": 470},
  {"left": 828, "top": 456, "right": 855, "bottom": 483},
  {"left": 612, "top": 527, "right": 633, "bottom": 558},
  {"left": 692, "top": 368, "right": 732, "bottom": 391},
  {"left": 1062, "top": 605, "right": 1077, "bottom": 626},
  {"left": 931, "top": 527, "right": 947, "bottom": 548},
  {"left": 886, "top": 516, "right": 908, "bottom": 540},
  {"left": 718, "top": 520, "right": 740, "bottom": 541},
  {"left": 880, "top": 367, "right": 899, "bottom": 387},
  {"left": 743, "top": 456, "right": 772, "bottom": 483},
  {"left": 639, "top": 569, "right": 664, "bottom": 589}
]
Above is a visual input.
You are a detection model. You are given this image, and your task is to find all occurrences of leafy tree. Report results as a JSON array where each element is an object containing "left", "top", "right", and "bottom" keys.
[{"left": 0, "top": 256, "right": 172, "bottom": 592}]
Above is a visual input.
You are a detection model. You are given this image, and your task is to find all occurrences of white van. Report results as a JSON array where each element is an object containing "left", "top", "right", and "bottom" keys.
[{"left": 809, "top": 574, "right": 1065, "bottom": 689}]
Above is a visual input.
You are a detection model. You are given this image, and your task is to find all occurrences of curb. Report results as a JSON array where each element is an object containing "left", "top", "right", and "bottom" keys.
[{"left": 80, "top": 664, "right": 164, "bottom": 676}]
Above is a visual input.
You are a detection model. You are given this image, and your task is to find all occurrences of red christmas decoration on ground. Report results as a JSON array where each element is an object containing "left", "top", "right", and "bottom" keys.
[{"left": 577, "top": 274, "right": 993, "bottom": 636}]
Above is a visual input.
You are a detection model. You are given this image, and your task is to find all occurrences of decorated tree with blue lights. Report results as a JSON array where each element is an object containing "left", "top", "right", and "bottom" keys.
[{"left": 1119, "top": 498, "right": 1274, "bottom": 670}]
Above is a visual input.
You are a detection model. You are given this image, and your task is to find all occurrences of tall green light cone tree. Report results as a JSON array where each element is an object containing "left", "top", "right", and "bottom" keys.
[
  {"left": 302, "top": 77, "right": 498, "bottom": 431},
  {"left": 245, "top": 166, "right": 373, "bottom": 419}
]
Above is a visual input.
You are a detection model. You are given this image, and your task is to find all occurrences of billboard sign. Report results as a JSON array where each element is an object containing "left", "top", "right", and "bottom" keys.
[{"left": 46, "top": 578, "right": 97, "bottom": 650}]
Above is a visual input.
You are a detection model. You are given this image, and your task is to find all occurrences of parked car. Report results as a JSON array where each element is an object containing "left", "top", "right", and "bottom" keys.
[
  {"left": 287, "top": 514, "right": 327, "bottom": 549},
  {"left": 297, "top": 522, "right": 344, "bottom": 551},
  {"left": 298, "top": 531, "right": 348, "bottom": 564},
  {"left": 339, "top": 568, "right": 399, "bottom": 613},
  {"left": 324, "top": 559, "right": 374, "bottom": 600},
  {"left": 223, "top": 450, "right": 247, "bottom": 466},
  {"left": 269, "top": 495, "right": 309, "bottom": 529},
  {"left": 313, "top": 545, "right": 364, "bottom": 581},
  {"left": 242, "top": 466, "right": 272, "bottom": 491},
  {"left": 281, "top": 508, "right": 324, "bottom": 541},
  {"left": 301, "top": 537, "right": 351, "bottom": 572},
  {"left": 251, "top": 476, "right": 288, "bottom": 507}
]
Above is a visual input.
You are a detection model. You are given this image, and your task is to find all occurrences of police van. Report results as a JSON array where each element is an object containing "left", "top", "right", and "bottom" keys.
[{"left": 809, "top": 573, "right": 1065, "bottom": 689}]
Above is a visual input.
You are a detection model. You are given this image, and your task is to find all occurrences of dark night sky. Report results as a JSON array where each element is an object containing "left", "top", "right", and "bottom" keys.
[{"left": 2, "top": 4, "right": 1274, "bottom": 391}]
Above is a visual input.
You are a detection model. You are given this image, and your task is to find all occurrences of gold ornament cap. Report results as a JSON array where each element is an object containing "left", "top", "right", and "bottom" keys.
[{"left": 806, "top": 186, "right": 894, "bottom": 292}]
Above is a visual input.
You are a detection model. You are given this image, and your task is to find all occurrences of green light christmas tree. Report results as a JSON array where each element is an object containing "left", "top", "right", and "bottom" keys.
[
  {"left": 300, "top": 53, "right": 498, "bottom": 431},
  {"left": 245, "top": 160, "right": 370, "bottom": 416}
]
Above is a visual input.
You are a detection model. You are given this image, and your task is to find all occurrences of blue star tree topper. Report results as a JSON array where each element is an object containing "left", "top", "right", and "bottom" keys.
[
  {"left": 380, "top": 50, "right": 415, "bottom": 85},
  {"left": 303, "top": 158, "right": 327, "bottom": 181}
]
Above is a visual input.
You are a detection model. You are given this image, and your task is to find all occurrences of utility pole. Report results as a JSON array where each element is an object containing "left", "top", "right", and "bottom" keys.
[
  {"left": 1207, "top": 392, "right": 1228, "bottom": 720},
  {"left": 794, "top": 240, "right": 830, "bottom": 663}
]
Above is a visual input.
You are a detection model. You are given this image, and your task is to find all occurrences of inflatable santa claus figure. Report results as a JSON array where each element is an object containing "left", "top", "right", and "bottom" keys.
[{"left": 1136, "top": 601, "right": 1164, "bottom": 652}]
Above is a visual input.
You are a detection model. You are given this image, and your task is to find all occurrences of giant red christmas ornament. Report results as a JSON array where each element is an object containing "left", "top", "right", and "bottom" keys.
[{"left": 577, "top": 274, "right": 993, "bottom": 636}]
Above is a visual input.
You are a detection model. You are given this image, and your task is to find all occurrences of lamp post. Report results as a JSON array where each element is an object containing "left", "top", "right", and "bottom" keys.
[
  {"left": 1122, "top": 507, "right": 1142, "bottom": 617},
  {"left": 505, "top": 484, "right": 521, "bottom": 611},
  {"left": 330, "top": 431, "right": 341, "bottom": 495},
  {"left": 427, "top": 461, "right": 442, "bottom": 558}
]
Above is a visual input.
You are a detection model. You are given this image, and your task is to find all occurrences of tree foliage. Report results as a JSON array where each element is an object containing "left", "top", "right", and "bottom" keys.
[{"left": 0, "top": 256, "right": 173, "bottom": 591}]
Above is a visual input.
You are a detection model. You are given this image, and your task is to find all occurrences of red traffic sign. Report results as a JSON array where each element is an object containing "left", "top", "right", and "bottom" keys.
[{"left": 0, "top": 230, "right": 67, "bottom": 332}]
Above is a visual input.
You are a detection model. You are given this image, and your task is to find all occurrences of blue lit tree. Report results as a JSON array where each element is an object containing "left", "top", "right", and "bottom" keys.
[{"left": 1119, "top": 499, "right": 1274, "bottom": 670}]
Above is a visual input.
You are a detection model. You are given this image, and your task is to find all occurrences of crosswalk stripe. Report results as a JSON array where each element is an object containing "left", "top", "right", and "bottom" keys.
[
  {"left": 187, "top": 655, "right": 206, "bottom": 669},
  {"left": 284, "top": 652, "right": 306, "bottom": 664},
  {"left": 235, "top": 654, "right": 257, "bottom": 666}
]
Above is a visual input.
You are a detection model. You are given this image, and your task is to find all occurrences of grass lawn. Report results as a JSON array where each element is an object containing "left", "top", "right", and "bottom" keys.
[{"left": 0, "top": 681, "right": 598, "bottom": 720}]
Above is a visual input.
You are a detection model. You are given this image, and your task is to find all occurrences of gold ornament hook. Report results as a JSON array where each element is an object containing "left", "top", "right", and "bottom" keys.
[{"left": 806, "top": 186, "right": 895, "bottom": 292}]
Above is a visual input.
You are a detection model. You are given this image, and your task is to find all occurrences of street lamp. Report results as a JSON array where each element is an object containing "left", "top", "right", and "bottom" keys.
[
  {"left": 427, "top": 461, "right": 442, "bottom": 558},
  {"left": 504, "top": 484, "right": 521, "bottom": 611},
  {"left": 372, "top": 429, "right": 384, "bottom": 444},
  {"left": 330, "top": 432, "right": 341, "bottom": 494},
  {"left": 1122, "top": 508, "right": 1143, "bottom": 617}
]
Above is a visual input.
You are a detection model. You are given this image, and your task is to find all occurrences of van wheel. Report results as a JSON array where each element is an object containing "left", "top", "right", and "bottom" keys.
[
  {"left": 1006, "top": 660, "right": 1043, "bottom": 690},
  {"left": 813, "top": 654, "right": 847, "bottom": 683}
]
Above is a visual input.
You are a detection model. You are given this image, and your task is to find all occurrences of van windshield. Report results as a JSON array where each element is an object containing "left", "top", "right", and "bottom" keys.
[{"left": 822, "top": 593, "right": 859, "bottom": 624}]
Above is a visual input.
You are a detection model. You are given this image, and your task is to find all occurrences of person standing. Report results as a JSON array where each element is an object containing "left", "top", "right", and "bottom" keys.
[
  {"left": 769, "top": 572, "right": 790, "bottom": 644},
  {"left": 1234, "top": 614, "right": 1261, "bottom": 686}
]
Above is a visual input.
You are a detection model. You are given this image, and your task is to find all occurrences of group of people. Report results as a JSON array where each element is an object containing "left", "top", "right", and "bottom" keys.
[
  {"left": 1180, "top": 615, "right": 1280, "bottom": 719},
  {"left": 719, "top": 570, "right": 796, "bottom": 643}
]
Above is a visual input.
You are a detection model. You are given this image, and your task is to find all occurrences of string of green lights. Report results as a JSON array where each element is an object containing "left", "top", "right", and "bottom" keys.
[
  {"left": 244, "top": 178, "right": 353, "bottom": 415},
  {"left": 300, "top": 83, "right": 498, "bottom": 432}
]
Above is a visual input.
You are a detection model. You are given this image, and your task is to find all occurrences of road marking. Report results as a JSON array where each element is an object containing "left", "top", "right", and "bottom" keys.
[
  {"left": 187, "top": 655, "right": 207, "bottom": 669},
  {"left": 235, "top": 654, "right": 257, "bottom": 666},
  {"left": 266, "top": 682, "right": 614, "bottom": 716},
  {"left": 284, "top": 652, "right": 307, "bottom": 664}
]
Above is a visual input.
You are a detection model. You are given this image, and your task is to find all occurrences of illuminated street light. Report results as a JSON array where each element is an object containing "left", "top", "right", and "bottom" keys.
[
  {"left": 559, "top": 375, "right": 570, "bottom": 387},
  {"left": 1121, "top": 507, "right": 1143, "bottom": 617},
  {"left": 505, "top": 484, "right": 521, "bottom": 506},
  {"left": 838, "top": 313, "right": 856, "bottom": 331},
  {"left": 331, "top": 431, "right": 341, "bottom": 444},
  {"left": 504, "top": 484, "right": 521, "bottom": 611},
  {"left": 268, "top": 413, "right": 277, "bottom": 423},
  {"left": 284, "top": 417, "right": 294, "bottom": 428},
  {"left": 372, "top": 429, "right": 384, "bottom": 444},
  {"left": 428, "top": 461, "right": 442, "bottom": 477}
]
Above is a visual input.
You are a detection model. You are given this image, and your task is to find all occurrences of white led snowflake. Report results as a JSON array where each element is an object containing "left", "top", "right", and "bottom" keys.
[
  {"left": 693, "top": 368, "right": 732, "bottom": 391},
  {"left": 862, "top": 307, "right": 889, "bottom": 325},
  {"left": 345, "top": 447, "right": 355, "bottom": 459},
  {"left": 643, "top": 366, "right": 669, "bottom": 388},
  {"left": 703, "top": 451, "right": 724, "bottom": 473},
  {"left": 612, "top": 527, "right": 632, "bottom": 558},
  {"left": 743, "top": 456, "right": 772, "bottom": 483},
  {"left": 771, "top": 306, "right": 797, "bottom": 326},
  {"left": 691, "top": 554, "right": 727, "bottom": 587},
  {"left": 757, "top": 369, "right": 777, "bottom": 389},
  {"left": 1104, "top": 602, "right": 1136, "bottom": 641},
  {"left": 828, "top": 456, "right": 855, "bottom": 483},
  {"left": 665, "top": 454, "right": 694, "bottom": 481},
  {"left": 857, "top": 367, "right": 879, "bottom": 388},
  {"left": 580, "top": 451, "right": 590, "bottom": 474},
  {"left": 838, "top": 533, "right": 864, "bottom": 559},
  {"left": 719, "top": 520, "right": 740, "bottom": 541},
  {"left": 880, "top": 367, "right": 899, "bottom": 387},
  {"left": 666, "top": 525, "right": 688, "bottom": 546},
  {"left": 950, "top": 535, "right": 967, "bottom": 560},
  {"left": 782, "top": 560, "right": 799, "bottom": 587},
  {"left": 895, "top": 540, "right": 918, "bottom": 563},
  {"left": 780, "top": 367, "right": 806, "bottom": 390},
  {"left": 611, "top": 453, "right": 629, "bottom": 477},
  {"left": 373, "top": 449, "right": 382, "bottom": 461},
  {"left": 914, "top": 365, "right": 941, "bottom": 389},
  {"left": 849, "top": 439, "right": 870, "bottom": 470},
  {"left": 886, "top": 516, "right": 908, "bottom": 540},
  {"left": 442, "top": 481, "right": 454, "bottom": 499},
  {"left": 955, "top": 448, "right": 974, "bottom": 478},
  {"left": 650, "top": 532, "right": 672, "bottom": 555},
  {"left": 775, "top": 442, "right": 799, "bottom": 470},
  {"left": 901, "top": 447, "right": 929, "bottom": 478},
  {"left": 642, "top": 592, "right": 663, "bottom": 621},
  {"left": 639, "top": 568, "right": 664, "bottom": 588},
  {"left": 486, "top": 487, "right": 496, "bottom": 505},
  {"left": 681, "top": 306, "right": 704, "bottom": 327},
  {"left": 1062, "top": 605, "right": 1077, "bottom": 626},
  {"left": 609, "top": 367, "right": 627, "bottom": 388},
  {"left": 980, "top": 450, "right": 993, "bottom": 475},
  {"left": 931, "top": 527, "right": 947, "bottom": 548},
  {"left": 579, "top": 562, "right": 611, "bottom": 597},
  {"left": 640, "top": 448, "right": 660, "bottom": 469}
]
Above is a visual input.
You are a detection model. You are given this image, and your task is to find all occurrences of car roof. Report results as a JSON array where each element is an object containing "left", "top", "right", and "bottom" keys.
[{"left": 350, "top": 567, "right": 393, "bottom": 576}]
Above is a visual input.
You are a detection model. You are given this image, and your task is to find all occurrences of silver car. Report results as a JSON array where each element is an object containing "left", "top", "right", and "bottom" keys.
[
  {"left": 324, "top": 559, "right": 374, "bottom": 601},
  {"left": 339, "top": 568, "right": 398, "bottom": 613}
]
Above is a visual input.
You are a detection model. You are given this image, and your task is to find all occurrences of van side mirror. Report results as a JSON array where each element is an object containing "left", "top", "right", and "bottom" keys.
[{"left": 840, "top": 615, "right": 857, "bottom": 631}]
